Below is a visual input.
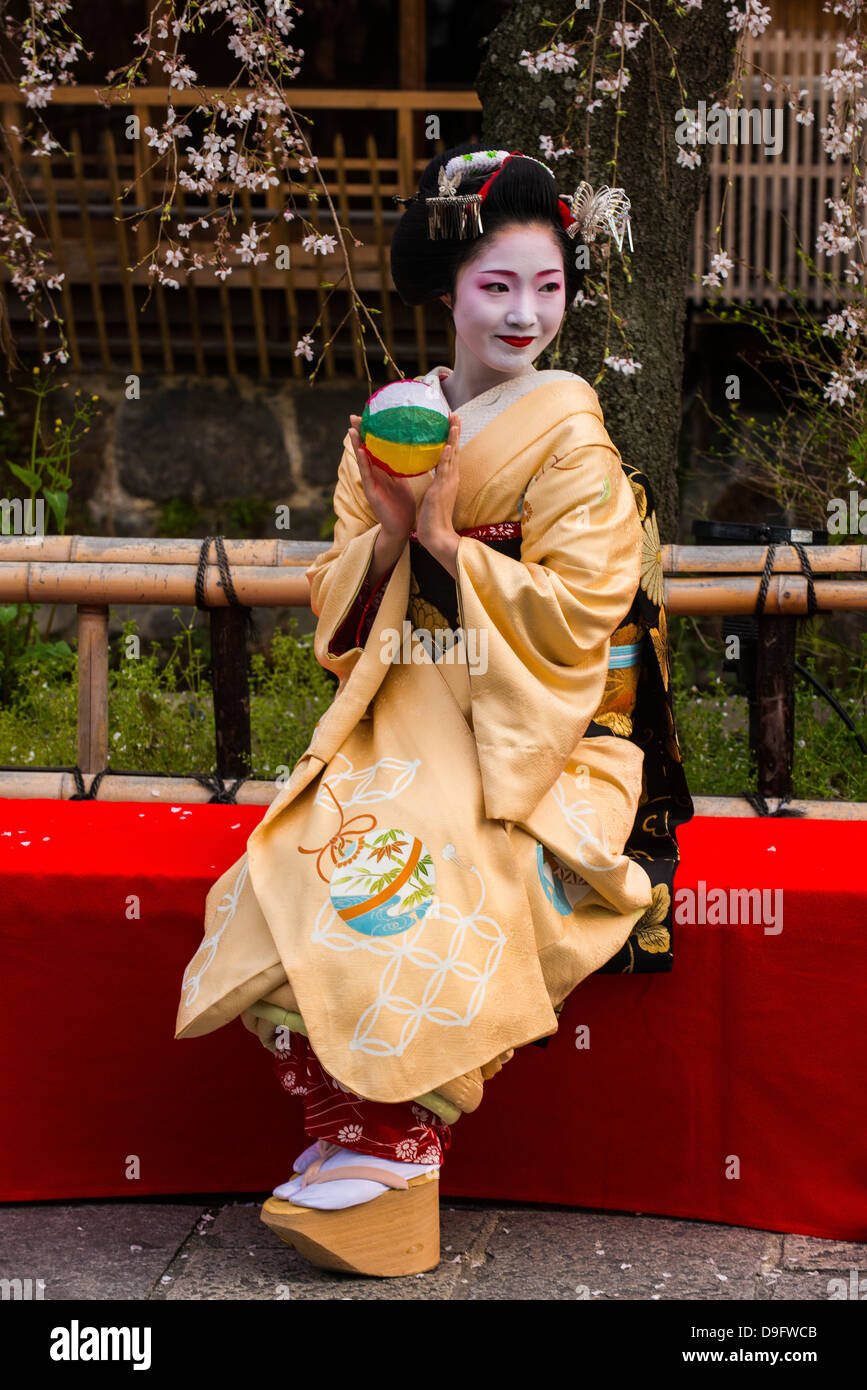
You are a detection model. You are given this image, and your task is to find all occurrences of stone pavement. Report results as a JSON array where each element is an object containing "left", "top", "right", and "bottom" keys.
[{"left": 1, "top": 1197, "right": 863, "bottom": 1300}]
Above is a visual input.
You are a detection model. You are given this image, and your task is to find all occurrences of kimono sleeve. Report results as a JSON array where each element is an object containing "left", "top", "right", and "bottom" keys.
[
  {"left": 305, "top": 430, "right": 397, "bottom": 681},
  {"left": 454, "top": 401, "right": 644, "bottom": 823}
]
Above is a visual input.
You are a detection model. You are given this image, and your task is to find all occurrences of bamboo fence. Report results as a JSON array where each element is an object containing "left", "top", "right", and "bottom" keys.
[{"left": 0, "top": 535, "right": 864, "bottom": 815}]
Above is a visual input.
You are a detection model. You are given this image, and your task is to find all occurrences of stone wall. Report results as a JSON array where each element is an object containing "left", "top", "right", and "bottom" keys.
[{"left": 6, "top": 372, "right": 371, "bottom": 651}]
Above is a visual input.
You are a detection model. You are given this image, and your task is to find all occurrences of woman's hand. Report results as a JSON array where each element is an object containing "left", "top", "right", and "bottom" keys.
[
  {"left": 348, "top": 414, "right": 416, "bottom": 543},
  {"left": 415, "top": 413, "right": 462, "bottom": 579}
]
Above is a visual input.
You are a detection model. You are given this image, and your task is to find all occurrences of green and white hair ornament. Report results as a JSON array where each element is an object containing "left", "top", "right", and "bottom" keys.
[{"left": 424, "top": 149, "right": 557, "bottom": 241}]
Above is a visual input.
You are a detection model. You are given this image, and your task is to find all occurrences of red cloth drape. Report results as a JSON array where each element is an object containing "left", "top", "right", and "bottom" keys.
[{"left": 1, "top": 797, "right": 864, "bottom": 1240}]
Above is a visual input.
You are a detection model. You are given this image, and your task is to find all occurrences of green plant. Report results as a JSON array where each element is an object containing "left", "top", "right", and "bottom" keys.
[
  {"left": 227, "top": 496, "right": 279, "bottom": 535},
  {"left": 156, "top": 497, "right": 200, "bottom": 537},
  {"left": 669, "top": 615, "right": 867, "bottom": 801},
  {"left": 107, "top": 612, "right": 217, "bottom": 774},
  {"left": 248, "top": 617, "right": 335, "bottom": 777},
  {"left": 0, "top": 367, "right": 99, "bottom": 703},
  {"left": 0, "top": 607, "right": 336, "bottom": 778},
  {"left": 0, "top": 657, "right": 78, "bottom": 769}
]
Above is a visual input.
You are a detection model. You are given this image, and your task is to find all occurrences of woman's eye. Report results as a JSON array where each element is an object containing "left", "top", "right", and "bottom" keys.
[
  {"left": 483, "top": 281, "right": 562, "bottom": 292},
  {"left": 480, "top": 279, "right": 561, "bottom": 293}
]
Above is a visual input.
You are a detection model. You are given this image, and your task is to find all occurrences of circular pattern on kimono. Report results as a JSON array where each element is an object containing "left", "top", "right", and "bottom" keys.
[
  {"left": 328, "top": 829, "right": 435, "bottom": 937},
  {"left": 535, "top": 842, "right": 592, "bottom": 916}
]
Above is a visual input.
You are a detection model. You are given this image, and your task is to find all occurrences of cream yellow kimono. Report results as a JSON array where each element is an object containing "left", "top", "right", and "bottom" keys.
[{"left": 175, "top": 369, "right": 654, "bottom": 1114}]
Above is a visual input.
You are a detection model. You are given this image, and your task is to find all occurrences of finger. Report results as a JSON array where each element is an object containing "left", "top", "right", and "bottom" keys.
[
  {"left": 349, "top": 428, "right": 370, "bottom": 466},
  {"left": 349, "top": 420, "right": 367, "bottom": 450},
  {"left": 355, "top": 452, "right": 369, "bottom": 487},
  {"left": 353, "top": 440, "right": 372, "bottom": 477}
]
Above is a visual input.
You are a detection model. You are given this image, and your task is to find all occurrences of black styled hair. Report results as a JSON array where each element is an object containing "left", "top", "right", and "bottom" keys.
[{"left": 389, "top": 139, "right": 588, "bottom": 309}]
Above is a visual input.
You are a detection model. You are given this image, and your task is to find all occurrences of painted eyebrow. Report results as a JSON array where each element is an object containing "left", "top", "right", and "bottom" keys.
[{"left": 476, "top": 268, "right": 562, "bottom": 277}]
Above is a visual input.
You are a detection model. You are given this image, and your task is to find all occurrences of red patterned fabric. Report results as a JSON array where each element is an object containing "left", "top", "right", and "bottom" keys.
[
  {"left": 443, "top": 521, "right": 523, "bottom": 541},
  {"left": 272, "top": 1027, "right": 452, "bottom": 1164}
]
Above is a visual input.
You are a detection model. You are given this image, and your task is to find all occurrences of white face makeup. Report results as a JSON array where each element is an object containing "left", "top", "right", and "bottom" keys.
[{"left": 440, "top": 223, "right": 567, "bottom": 374}]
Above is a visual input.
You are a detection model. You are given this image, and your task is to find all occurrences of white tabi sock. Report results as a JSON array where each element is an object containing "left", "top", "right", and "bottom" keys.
[
  {"left": 271, "top": 1144, "right": 439, "bottom": 1210},
  {"left": 271, "top": 1140, "right": 323, "bottom": 1195}
]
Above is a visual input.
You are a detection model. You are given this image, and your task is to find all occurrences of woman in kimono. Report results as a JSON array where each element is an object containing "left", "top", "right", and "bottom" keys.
[{"left": 175, "top": 142, "right": 693, "bottom": 1277}]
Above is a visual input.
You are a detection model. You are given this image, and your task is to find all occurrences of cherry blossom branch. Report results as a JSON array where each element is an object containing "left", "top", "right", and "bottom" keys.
[
  {"left": 0, "top": 0, "right": 399, "bottom": 394},
  {"left": 516, "top": 0, "right": 864, "bottom": 403}
]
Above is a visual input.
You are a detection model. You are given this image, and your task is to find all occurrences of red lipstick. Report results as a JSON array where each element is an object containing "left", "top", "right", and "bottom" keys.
[{"left": 498, "top": 336, "right": 534, "bottom": 346}]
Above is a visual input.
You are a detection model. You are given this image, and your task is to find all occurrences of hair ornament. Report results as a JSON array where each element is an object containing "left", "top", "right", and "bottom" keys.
[
  {"left": 422, "top": 148, "right": 506, "bottom": 239},
  {"left": 392, "top": 149, "right": 634, "bottom": 258},
  {"left": 421, "top": 149, "right": 559, "bottom": 240},
  {"left": 562, "top": 181, "right": 634, "bottom": 254}
]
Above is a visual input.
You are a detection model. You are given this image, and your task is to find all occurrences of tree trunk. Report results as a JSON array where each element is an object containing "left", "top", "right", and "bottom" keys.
[{"left": 476, "top": 0, "right": 738, "bottom": 539}]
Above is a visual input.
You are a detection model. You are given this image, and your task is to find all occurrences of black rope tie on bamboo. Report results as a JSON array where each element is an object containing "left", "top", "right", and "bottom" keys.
[
  {"left": 66, "top": 766, "right": 251, "bottom": 803},
  {"left": 754, "top": 541, "right": 819, "bottom": 623},
  {"left": 741, "top": 542, "right": 818, "bottom": 818},
  {"left": 189, "top": 770, "right": 251, "bottom": 804},
  {"left": 195, "top": 534, "right": 259, "bottom": 642},
  {"left": 69, "top": 765, "right": 110, "bottom": 800},
  {"left": 0, "top": 764, "right": 116, "bottom": 799}
]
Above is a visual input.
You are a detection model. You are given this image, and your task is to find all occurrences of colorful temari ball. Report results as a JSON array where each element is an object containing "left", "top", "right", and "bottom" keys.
[{"left": 359, "top": 379, "right": 450, "bottom": 477}]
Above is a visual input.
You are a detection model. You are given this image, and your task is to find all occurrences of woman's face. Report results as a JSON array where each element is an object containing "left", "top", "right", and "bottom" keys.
[{"left": 439, "top": 223, "right": 567, "bottom": 370}]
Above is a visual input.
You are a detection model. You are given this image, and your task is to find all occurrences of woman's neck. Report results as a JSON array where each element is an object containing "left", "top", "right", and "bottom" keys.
[{"left": 439, "top": 357, "right": 536, "bottom": 412}]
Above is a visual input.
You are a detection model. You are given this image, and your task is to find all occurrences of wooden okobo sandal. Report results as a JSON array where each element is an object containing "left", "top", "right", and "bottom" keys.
[{"left": 260, "top": 1142, "right": 441, "bottom": 1277}]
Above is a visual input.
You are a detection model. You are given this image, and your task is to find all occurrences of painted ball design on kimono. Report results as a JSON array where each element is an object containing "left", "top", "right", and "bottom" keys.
[
  {"left": 536, "top": 842, "right": 592, "bottom": 916},
  {"left": 359, "top": 380, "right": 450, "bottom": 477},
  {"left": 328, "top": 828, "right": 436, "bottom": 937}
]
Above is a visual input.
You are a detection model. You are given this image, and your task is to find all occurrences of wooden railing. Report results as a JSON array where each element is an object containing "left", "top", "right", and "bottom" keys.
[
  {"left": 0, "top": 533, "right": 864, "bottom": 816},
  {"left": 0, "top": 28, "right": 862, "bottom": 375}
]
